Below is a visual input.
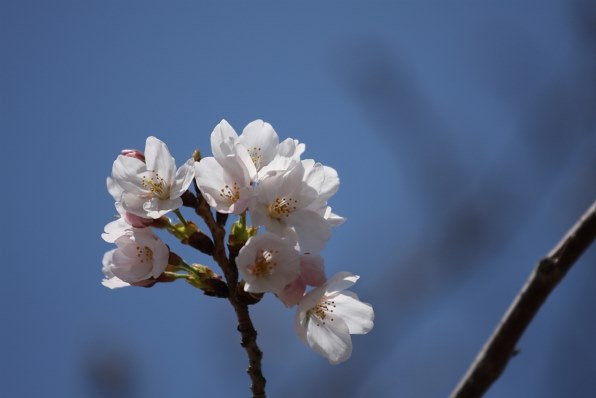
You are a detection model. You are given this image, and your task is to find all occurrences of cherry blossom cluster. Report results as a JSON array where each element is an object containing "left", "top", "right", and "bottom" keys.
[{"left": 101, "top": 119, "right": 374, "bottom": 365}]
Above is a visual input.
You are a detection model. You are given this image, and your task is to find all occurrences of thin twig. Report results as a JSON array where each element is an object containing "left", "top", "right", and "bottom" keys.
[
  {"left": 450, "top": 200, "right": 596, "bottom": 398},
  {"left": 192, "top": 188, "right": 267, "bottom": 397}
]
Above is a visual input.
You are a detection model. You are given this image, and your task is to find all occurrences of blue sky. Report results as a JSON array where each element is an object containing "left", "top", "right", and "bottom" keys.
[{"left": 2, "top": 1, "right": 595, "bottom": 397}]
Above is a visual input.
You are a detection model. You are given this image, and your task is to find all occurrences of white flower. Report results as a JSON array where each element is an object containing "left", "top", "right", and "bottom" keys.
[
  {"left": 210, "top": 119, "right": 284, "bottom": 180},
  {"left": 194, "top": 120, "right": 257, "bottom": 214},
  {"left": 102, "top": 228, "right": 169, "bottom": 285},
  {"left": 110, "top": 136, "right": 195, "bottom": 219},
  {"left": 295, "top": 272, "right": 374, "bottom": 365},
  {"left": 194, "top": 156, "right": 254, "bottom": 214},
  {"left": 250, "top": 161, "right": 333, "bottom": 254},
  {"left": 236, "top": 232, "right": 301, "bottom": 294}
]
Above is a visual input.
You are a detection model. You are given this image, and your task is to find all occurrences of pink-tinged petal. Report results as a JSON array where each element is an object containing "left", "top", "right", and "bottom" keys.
[
  {"left": 331, "top": 291, "right": 374, "bottom": 335},
  {"left": 278, "top": 277, "right": 307, "bottom": 308},
  {"left": 171, "top": 158, "right": 195, "bottom": 197},
  {"left": 305, "top": 312, "right": 352, "bottom": 365},
  {"left": 121, "top": 149, "right": 145, "bottom": 161},
  {"left": 288, "top": 210, "right": 331, "bottom": 254},
  {"left": 300, "top": 254, "right": 326, "bottom": 286},
  {"left": 124, "top": 212, "right": 153, "bottom": 228},
  {"left": 145, "top": 136, "right": 176, "bottom": 183},
  {"left": 324, "top": 272, "right": 359, "bottom": 296}
]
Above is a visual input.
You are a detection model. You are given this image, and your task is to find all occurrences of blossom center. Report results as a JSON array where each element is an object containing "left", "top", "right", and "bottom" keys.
[
  {"left": 136, "top": 245, "right": 153, "bottom": 264},
  {"left": 219, "top": 183, "right": 240, "bottom": 205},
  {"left": 268, "top": 196, "right": 298, "bottom": 220},
  {"left": 141, "top": 171, "right": 169, "bottom": 199},
  {"left": 308, "top": 298, "right": 336, "bottom": 327},
  {"left": 248, "top": 249, "right": 278, "bottom": 277},
  {"left": 248, "top": 146, "right": 263, "bottom": 170}
]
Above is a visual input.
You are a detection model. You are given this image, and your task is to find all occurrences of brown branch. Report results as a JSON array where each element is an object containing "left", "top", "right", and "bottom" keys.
[
  {"left": 191, "top": 188, "right": 267, "bottom": 397},
  {"left": 450, "top": 200, "right": 596, "bottom": 398}
]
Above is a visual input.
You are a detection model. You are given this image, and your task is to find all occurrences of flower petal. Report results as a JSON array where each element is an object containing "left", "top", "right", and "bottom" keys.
[
  {"left": 145, "top": 136, "right": 176, "bottom": 183},
  {"left": 288, "top": 210, "right": 331, "bottom": 254},
  {"left": 305, "top": 312, "right": 352, "bottom": 365},
  {"left": 143, "top": 197, "right": 182, "bottom": 218},
  {"left": 211, "top": 120, "right": 239, "bottom": 161},
  {"left": 239, "top": 119, "right": 279, "bottom": 170},
  {"left": 101, "top": 218, "right": 131, "bottom": 243},
  {"left": 237, "top": 232, "right": 301, "bottom": 294},
  {"left": 300, "top": 254, "right": 326, "bottom": 286},
  {"left": 324, "top": 272, "right": 359, "bottom": 296},
  {"left": 102, "top": 276, "right": 130, "bottom": 289},
  {"left": 303, "top": 161, "right": 340, "bottom": 202},
  {"left": 331, "top": 291, "right": 374, "bottom": 335},
  {"left": 278, "top": 278, "right": 307, "bottom": 307},
  {"left": 106, "top": 176, "right": 124, "bottom": 202},
  {"left": 171, "top": 158, "right": 196, "bottom": 197},
  {"left": 195, "top": 157, "right": 250, "bottom": 214},
  {"left": 111, "top": 155, "right": 147, "bottom": 194}
]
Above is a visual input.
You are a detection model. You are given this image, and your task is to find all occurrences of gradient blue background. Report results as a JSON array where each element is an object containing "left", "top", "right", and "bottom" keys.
[{"left": 2, "top": 1, "right": 595, "bottom": 397}]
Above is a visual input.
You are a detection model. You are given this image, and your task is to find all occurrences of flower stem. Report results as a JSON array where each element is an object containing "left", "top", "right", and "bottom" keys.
[
  {"left": 194, "top": 188, "right": 267, "bottom": 397},
  {"left": 175, "top": 261, "right": 196, "bottom": 275},
  {"left": 174, "top": 209, "right": 188, "bottom": 227},
  {"left": 163, "top": 271, "right": 189, "bottom": 280}
]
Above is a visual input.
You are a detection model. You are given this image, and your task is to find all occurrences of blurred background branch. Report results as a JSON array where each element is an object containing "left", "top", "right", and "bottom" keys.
[{"left": 450, "top": 201, "right": 596, "bottom": 398}]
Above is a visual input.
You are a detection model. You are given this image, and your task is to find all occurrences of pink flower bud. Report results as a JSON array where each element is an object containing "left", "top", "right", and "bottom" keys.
[
  {"left": 124, "top": 212, "right": 153, "bottom": 228},
  {"left": 121, "top": 149, "right": 145, "bottom": 162},
  {"left": 278, "top": 278, "right": 306, "bottom": 307}
]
